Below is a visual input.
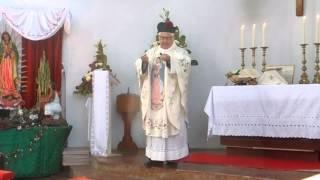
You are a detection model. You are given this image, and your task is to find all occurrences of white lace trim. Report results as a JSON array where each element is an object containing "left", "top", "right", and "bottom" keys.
[{"left": 88, "top": 70, "right": 111, "bottom": 157}]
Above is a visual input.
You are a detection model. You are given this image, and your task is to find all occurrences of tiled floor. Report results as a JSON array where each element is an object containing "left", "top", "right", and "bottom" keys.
[{"left": 18, "top": 150, "right": 320, "bottom": 180}]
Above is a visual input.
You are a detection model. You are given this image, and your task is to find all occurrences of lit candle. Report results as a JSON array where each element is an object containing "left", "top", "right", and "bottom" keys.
[
  {"left": 316, "top": 15, "right": 320, "bottom": 43},
  {"left": 302, "top": 16, "right": 306, "bottom": 44},
  {"left": 252, "top": 24, "right": 256, "bottom": 47},
  {"left": 262, "top": 22, "right": 266, "bottom": 46},
  {"left": 240, "top": 25, "right": 245, "bottom": 48}
]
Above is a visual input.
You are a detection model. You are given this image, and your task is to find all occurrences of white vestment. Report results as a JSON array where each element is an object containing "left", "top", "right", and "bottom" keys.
[{"left": 135, "top": 43, "right": 191, "bottom": 161}]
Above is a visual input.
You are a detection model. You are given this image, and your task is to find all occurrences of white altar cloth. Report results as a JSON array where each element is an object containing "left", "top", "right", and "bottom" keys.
[{"left": 204, "top": 84, "right": 320, "bottom": 139}]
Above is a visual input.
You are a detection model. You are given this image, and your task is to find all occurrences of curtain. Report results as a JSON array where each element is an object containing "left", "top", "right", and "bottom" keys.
[
  {"left": 21, "top": 28, "right": 63, "bottom": 108},
  {"left": 0, "top": 7, "right": 71, "bottom": 40}
]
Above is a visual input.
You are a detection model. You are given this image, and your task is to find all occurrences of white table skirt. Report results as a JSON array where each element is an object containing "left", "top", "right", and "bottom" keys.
[{"left": 204, "top": 84, "right": 320, "bottom": 139}]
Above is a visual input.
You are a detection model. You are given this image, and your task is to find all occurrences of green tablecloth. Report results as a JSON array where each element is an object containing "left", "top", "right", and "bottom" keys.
[{"left": 0, "top": 125, "right": 72, "bottom": 178}]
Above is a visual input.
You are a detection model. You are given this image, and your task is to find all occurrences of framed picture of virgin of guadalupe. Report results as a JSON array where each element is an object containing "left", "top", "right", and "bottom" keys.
[{"left": 0, "top": 31, "right": 23, "bottom": 109}]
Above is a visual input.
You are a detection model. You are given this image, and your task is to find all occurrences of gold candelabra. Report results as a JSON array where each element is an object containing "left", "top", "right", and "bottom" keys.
[
  {"left": 240, "top": 48, "right": 246, "bottom": 69},
  {"left": 261, "top": 46, "right": 268, "bottom": 72},
  {"left": 313, "top": 43, "right": 320, "bottom": 83},
  {"left": 299, "top": 44, "right": 310, "bottom": 84},
  {"left": 250, "top": 47, "right": 257, "bottom": 69}
]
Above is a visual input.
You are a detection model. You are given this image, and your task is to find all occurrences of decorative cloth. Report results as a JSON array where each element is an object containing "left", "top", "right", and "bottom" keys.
[
  {"left": 151, "top": 58, "right": 164, "bottom": 110},
  {"left": 0, "top": 7, "right": 71, "bottom": 40},
  {"left": 205, "top": 84, "right": 320, "bottom": 139},
  {"left": 86, "top": 70, "right": 111, "bottom": 156},
  {"left": 258, "top": 70, "right": 288, "bottom": 85}
]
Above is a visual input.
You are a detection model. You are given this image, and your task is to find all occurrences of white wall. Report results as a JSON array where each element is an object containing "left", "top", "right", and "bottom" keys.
[{"left": 0, "top": 0, "right": 319, "bottom": 149}]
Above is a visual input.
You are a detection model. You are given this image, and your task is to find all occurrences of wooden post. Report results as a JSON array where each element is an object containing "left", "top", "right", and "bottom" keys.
[
  {"left": 296, "top": 0, "right": 304, "bottom": 17},
  {"left": 116, "top": 93, "right": 140, "bottom": 154}
]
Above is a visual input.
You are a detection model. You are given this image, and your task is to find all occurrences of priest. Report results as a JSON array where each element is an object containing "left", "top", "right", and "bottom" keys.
[{"left": 135, "top": 17, "right": 191, "bottom": 168}]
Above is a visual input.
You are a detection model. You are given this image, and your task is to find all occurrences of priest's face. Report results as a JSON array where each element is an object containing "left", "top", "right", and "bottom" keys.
[{"left": 158, "top": 32, "right": 174, "bottom": 49}]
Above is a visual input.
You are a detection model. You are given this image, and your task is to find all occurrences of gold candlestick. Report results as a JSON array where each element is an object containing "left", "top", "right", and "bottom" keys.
[
  {"left": 299, "top": 44, "right": 310, "bottom": 84},
  {"left": 250, "top": 47, "right": 257, "bottom": 69},
  {"left": 261, "top": 46, "right": 268, "bottom": 72},
  {"left": 240, "top": 48, "right": 246, "bottom": 69},
  {"left": 313, "top": 43, "right": 320, "bottom": 83}
]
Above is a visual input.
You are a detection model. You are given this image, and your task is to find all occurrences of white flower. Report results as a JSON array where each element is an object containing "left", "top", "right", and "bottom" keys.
[
  {"left": 95, "top": 62, "right": 103, "bottom": 67},
  {"left": 85, "top": 75, "right": 91, "bottom": 81},
  {"left": 29, "top": 114, "right": 38, "bottom": 120},
  {"left": 18, "top": 109, "right": 23, "bottom": 115}
]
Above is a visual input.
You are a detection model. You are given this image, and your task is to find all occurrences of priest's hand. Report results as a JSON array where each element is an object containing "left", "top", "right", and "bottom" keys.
[
  {"left": 141, "top": 54, "right": 149, "bottom": 74},
  {"left": 160, "top": 53, "right": 170, "bottom": 62},
  {"left": 141, "top": 54, "right": 149, "bottom": 63}
]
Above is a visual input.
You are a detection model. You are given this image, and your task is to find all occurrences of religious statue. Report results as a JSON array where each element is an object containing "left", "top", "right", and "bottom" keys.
[
  {"left": 135, "top": 10, "right": 191, "bottom": 168},
  {"left": 44, "top": 91, "right": 62, "bottom": 120},
  {"left": 0, "top": 31, "right": 23, "bottom": 108}
]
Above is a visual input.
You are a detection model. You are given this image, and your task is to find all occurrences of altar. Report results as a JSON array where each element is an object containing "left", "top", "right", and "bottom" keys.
[
  {"left": 0, "top": 6, "right": 73, "bottom": 178},
  {"left": 0, "top": 126, "right": 71, "bottom": 178},
  {"left": 204, "top": 84, "right": 320, "bottom": 161}
]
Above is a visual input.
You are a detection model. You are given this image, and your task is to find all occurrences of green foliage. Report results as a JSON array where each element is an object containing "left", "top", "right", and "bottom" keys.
[
  {"left": 36, "top": 51, "right": 52, "bottom": 99},
  {"left": 160, "top": 8, "right": 170, "bottom": 21}
]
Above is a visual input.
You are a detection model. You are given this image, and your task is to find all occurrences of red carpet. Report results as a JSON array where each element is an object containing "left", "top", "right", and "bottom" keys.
[{"left": 181, "top": 152, "right": 320, "bottom": 171}]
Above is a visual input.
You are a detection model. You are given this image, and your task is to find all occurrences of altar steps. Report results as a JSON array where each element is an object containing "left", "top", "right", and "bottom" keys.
[{"left": 63, "top": 147, "right": 90, "bottom": 166}]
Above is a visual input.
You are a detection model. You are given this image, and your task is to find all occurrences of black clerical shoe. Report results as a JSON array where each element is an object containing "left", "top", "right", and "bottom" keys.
[
  {"left": 144, "top": 159, "right": 163, "bottom": 168},
  {"left": 165, "top": 161, "right": 178, "bottom": 169}
]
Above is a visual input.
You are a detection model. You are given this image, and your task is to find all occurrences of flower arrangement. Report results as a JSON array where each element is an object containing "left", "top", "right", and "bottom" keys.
[
  {"left": 9, "top": 108, "right": 40, "bottom": 129},
  {"left": 74, "top": 40, "right": 118, "bottom": 96}
]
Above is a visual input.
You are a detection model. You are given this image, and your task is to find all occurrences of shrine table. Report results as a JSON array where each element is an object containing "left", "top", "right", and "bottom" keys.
[
  {"left": 204, "top": 85, "right": 320, "bottom": 161},
  {"left": 0, "top": 125, "right": 71, "bottom": 178}
]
